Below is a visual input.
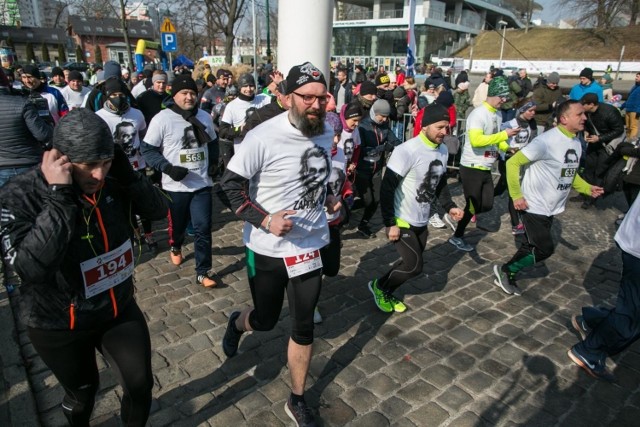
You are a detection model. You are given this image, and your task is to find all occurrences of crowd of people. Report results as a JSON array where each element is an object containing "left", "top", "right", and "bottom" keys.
[{"left": 0, "top": 57, "right": 638, "bottom": 426}]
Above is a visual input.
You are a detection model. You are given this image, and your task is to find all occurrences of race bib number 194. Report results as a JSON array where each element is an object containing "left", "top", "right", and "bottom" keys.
[{"left": 80, "top": 240, "right": 134, "bottom": 299}]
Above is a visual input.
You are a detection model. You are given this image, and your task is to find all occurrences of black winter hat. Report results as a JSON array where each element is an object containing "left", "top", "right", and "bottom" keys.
[
  {"left": 51, "top": 67, "right": 64, "bottom": 77},
  {"left": 171, "top": 74, "right": 198, "bottom": 97},
  {"left": 375, "top": 73, "right": 390, "bottom": 87},
  {"left": 285, "top": 62, "right": 326, "bottom": 95},
  {"left": 421, "top": 103, "right": 450, "bottom": 127},
  {"left": 68, "top": 70, "right": 83, "bottom": 82},
  {"left": 238, "top": 73, "right": 256, "bottom": 88},
  {"left": 579, "top": 67, "right": 594, "bottom": 80},
  {"left": 53, "top": 109, "right": 114, "bottom": 163},
  {"left": 22, "top": 65, "right": 41, "bottom": 79},
  {"left": 359, "top": 80, "right": 377, "bottom": 96},
  {"left": 104, "top": 77, "right": 127, "bottom": 96},
  {"left": 343, "top": 101, "right": 363, "bottom": 120}
]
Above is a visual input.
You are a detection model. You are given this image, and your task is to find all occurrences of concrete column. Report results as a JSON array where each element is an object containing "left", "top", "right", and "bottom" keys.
[
  {"left": 277, "top": 0, "right": 333, "bottom": 82},
  {"left": 418, "top": 33, "right": 427, "bottom": 64},
  {"left": 454, "top": 0, "right": 463, "bottom": 25},
  {"left": 480, "top": 9, "right": 487, "bottom": 30},
  {"left": 371, "top": 33, "right": 378, "bottom": 57},
  {"left": 373, "top": 0, "right": 381, "bottom": 19}
]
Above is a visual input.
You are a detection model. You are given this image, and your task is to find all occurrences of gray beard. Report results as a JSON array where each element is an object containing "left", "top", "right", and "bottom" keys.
[{"left": 290, "top": 104, "right": 326, "bottom": 138}]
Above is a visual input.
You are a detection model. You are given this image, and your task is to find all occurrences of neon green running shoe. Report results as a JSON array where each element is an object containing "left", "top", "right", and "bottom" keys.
[
  {"left": 387, "top": 294, "right": 407, "bottom": 313},
  {"left": 368, "top": 279, "right": 393, "bottom": 313}
]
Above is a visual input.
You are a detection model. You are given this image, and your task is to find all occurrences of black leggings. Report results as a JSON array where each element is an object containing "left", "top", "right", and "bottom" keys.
[
  {"left": 623, "top": 181, "right": 640, "bottom": 209},
  {"left": 246, "top": 248, "right": 322, "bottom": 346},
  {"left": 354, "top": 171, "right": 381, "bottom": 225},
  {"left": 320, "top": 226, "right": 341, "bottom": 277},
  {"left": 378, "top": 224, "right": 429, "bottom": 294},
  {"left": 28, "top": 302, "right": 152, "bottom": 427},
  {"left": 455, "top": 166, "right": 495, "bottom": 238},
  {"left": 505, "top": 211, "right": 555, "bottom": 275}
]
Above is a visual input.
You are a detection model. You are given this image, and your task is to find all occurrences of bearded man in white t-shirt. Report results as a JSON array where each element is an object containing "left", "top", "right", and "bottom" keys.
[
  {"left": 220, "top": 62, "right": 341, "bottom": 427},
  {"left": 141, "top": 75, "right": 219, "bottom": 288}
]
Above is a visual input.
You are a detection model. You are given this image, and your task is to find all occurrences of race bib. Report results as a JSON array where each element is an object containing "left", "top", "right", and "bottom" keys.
[
  {"left": 179, "top": 147, "right": 207, "bottom": 170},
  {"left": 284, "top": 250, "right": 323, "bottom": 278},
  {"left": 80, "top": 240, "right": 134, "bottom": 299},
  {"left": 483, "top": 149, "right": 498, "bottom": 158}
]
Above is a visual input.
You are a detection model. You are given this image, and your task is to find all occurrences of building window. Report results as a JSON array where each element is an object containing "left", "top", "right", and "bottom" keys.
[
  {"left": 27, "top": 33, "right": 33, "bottom": 38},
  {"left": 96, "top": 27, "right": 103, "bottom": 32},
  {"left": 52, "top": 34, "right": 58, "bottom": 40},
  {"left": 141, "top": 30, "right": 147, "bottom": 35},
  {"left": 83, "top": 26, "right": 91, "bottom": 31},
  {"left": 107, "top": 27, "right": 114, "bottom": 32},
  {"left": 130, "top": 29, "right": 137, "bottom": 34}
]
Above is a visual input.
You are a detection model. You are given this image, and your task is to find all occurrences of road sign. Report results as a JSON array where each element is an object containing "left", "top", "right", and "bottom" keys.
[
  {"left": 161, "top": 33, "right": 177, "bottom": 52},
  {"left": 161, "top": 18, "right": 175, "bottom": 33}
]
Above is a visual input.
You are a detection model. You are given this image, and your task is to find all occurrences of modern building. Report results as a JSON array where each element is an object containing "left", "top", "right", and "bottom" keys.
[
  {"left": 0, "top": 24, "right": 69, "bottom": 63},
  {"left": 0, "top": 0, "right": 67, "bottom": 28},
  {"left": 332, "top": 0, "right": 522, "bottom": 68}
]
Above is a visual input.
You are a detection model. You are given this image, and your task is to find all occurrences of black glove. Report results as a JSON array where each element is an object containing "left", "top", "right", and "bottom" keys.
[
  {"left": 109, "top": 144, "right": 137, "bottom": 183},
  {"left": 163, "top": 164, "right": 189, "bottom": 181}
]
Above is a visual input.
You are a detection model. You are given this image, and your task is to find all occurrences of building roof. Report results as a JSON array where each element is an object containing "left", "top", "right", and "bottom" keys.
[
  {"left": 0, "top": 25, "right": 68, "bottom": 45},
  {"left": 68, "top": 15, "right": 155, "bottom": 39}
]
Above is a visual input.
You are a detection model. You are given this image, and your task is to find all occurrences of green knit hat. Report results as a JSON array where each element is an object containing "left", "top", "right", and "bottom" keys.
[{"left": 488, "top": 76, "right": 510, "bottom": 97}]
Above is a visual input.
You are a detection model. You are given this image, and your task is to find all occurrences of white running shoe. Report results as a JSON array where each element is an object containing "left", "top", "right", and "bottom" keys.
[{"left": 428, "top": 213, "right": 447, "bottom": 229}]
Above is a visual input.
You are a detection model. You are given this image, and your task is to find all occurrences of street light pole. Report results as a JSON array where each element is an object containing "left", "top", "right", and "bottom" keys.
[
  {"left": 266, "top": 0, "right": 271, "bottom": 63},
  {"left": 498, "top": 20, "right": 507, "bottom": 67}
]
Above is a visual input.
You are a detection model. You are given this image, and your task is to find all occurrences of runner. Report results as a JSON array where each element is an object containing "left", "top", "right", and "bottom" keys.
[{"left": 369, "top": 103, "right": 464, "bottom": 313}]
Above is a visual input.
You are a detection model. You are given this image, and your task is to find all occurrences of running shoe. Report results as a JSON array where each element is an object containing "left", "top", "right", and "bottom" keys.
[
  {"left": 443, "top": 213, "right": 457, "bottom": 231},
  {"left": 170, "top": 246, "right": 183, "bottom": 266},
  {"left": 493, "top": 264, "right": 516, "bottom": 295},
  {"left": 448, "top": 236, "right": 474, "bottom": 252},
  {"left": 571, "top": 314, "right": 591, "bottom": 341},
  {"left": 196, "top": 273, "right": 217, "bottom": 288},
  {"left": 368, "top": 279, "right": 393, "bottom": 313},
  {"left": 313, "top": 307, "right": 323, "bottom": 324},
  {"left": 285, "top": 396, "right": 318, "bottom": 427},
  {"left": 428, "top": 213, "right": 447, "bottom": 229},
  {"left": 222, "top": 311, "right": 244, "bottom": 358},
  {"left": 358, "top": 223, "right": 375, "bottom": 238},
  {"left": 567, "top": 346, "right": 615, "bottom": 382},
  {"left": 511, "top": 223, "right": 525, "bottom": 235},
  {"left": 387, "top": 294, "right": 407, "bottom": 313}
]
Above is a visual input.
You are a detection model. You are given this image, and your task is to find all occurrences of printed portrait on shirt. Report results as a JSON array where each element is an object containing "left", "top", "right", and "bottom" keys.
[
  {"left": 294, "top": 146, "right": 331, "bottom": 210},
  {"left": 343, "top": 138, "right": 355, "bottom": 161},
  {"left": 113, "top": 121, "right": 136, "bottom": 156},
  {"left": 328, "top": 166, "right": 346, "bottom": 197},
  {"left": 560, "top": 148, "right": 579, "bottom": 181},
  {"left": 415, "top": 159, "right": 445, "bottom": 204},
  {"left": 182, "top": 126, "right": 199, "bottom": 149}
]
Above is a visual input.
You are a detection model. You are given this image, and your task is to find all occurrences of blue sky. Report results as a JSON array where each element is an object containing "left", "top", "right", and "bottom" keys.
[{"left": 533, "top": 0, "right": 566, "bottom": 23}]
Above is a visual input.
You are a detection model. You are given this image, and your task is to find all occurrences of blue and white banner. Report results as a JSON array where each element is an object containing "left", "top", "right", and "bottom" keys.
[{"left": 406, "top": 0, "right": 417, "bottom": 77}]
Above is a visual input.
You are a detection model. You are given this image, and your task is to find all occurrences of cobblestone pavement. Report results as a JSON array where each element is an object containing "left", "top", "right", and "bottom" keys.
[{"left": 3, "top": 179, "right": 640, "bottom": 427}]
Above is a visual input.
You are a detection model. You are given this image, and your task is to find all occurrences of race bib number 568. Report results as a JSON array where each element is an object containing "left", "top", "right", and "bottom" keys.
[{"left": 80, "top": 240, "right": 134, "bottom": 299}]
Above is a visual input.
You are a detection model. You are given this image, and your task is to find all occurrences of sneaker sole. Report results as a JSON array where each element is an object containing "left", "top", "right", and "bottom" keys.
[
  {"left": 493, "top": 265, "right": 514, "bottom": 295},
  {"left": 571, "top": 315, "right": 588, "bottom": 341},
  {"left": 567, "top": 349, "right": 615, "bottom": 382},
  {"left": 284, "top": 401, "right": 305, "bottom": 427},
  {"left": 367, "top": 281, "right": 393, "bottom": 313},
  {"left": 170, "top": 253, "right": 183, "bottom": 266},
  {"left": 199, "top": 279, "right": 217, "bottom": 288}
]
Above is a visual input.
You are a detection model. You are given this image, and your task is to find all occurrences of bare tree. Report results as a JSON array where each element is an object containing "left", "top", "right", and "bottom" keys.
[
  {"left": 624, "top": 0, "right": 640, "bottom": 25},
  {"left": 558, "top": 0, "right": 629, "bottom": 43},
  {"left": 175, "top": 1, "right": 208, "bottom": 60},
  {"left": 204, "top": 0, "right": 248, "bottom": 65}
]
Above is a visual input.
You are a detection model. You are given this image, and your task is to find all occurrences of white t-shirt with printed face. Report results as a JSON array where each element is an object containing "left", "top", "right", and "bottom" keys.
[
  {"left": 460, "top": 103, "right": 502, "bottom": 169},
  {"left": 386, "top": 135, "right": 449, "bottom": 227},
  {"left": 227, "top": 113, "right": 333, "bottom": 258},
  {"left": 333, "top": 128, "right": 360, "bottom": 171},
  {"left": 95, "top": 107, "right": 147, "bottom": 170},
  {"left": 519, "top": 127, "right": 582, "bottom": 216},
  {"left": 144, "top": 108, "right": 216, "bottom": 192},
  {"left": 220, "top": 94, "right": 271, "bottom": 145}
]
